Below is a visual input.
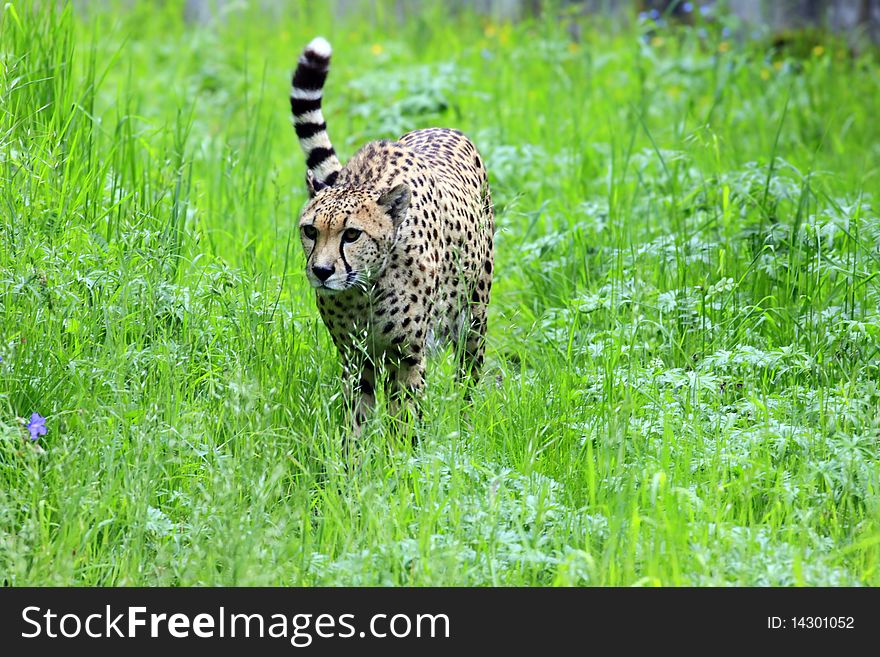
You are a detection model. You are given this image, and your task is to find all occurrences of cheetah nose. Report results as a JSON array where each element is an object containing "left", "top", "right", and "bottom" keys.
[{"left": 312, "top": 264, "right": 334, "bottom": 282}]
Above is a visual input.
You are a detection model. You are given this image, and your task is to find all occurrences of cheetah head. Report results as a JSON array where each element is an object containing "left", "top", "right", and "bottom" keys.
[{"left": 298, "top": 182, "right": 410, "bottom": 294}]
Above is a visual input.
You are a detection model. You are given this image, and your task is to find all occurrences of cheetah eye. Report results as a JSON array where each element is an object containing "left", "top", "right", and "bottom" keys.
[
  {"left": 342, "top": 228, "right": 362, "bottom": 243},
  {"left": 302, "top": 225, "right": 318, "bottom": 240}
]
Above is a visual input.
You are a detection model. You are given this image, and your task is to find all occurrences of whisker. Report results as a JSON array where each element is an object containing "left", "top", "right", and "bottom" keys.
[{"left": 345, "top": 271, "right": 370, "bottom": 293}]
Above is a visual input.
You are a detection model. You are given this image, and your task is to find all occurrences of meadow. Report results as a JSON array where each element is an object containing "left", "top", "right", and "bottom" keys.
[{"left": 1, "top": 0, "right": 879, "bottom": 585}]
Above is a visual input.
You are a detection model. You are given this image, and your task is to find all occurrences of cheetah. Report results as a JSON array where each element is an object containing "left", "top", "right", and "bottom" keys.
[{"left": 290, "top": 37, "right": 494, "bottom": 431}]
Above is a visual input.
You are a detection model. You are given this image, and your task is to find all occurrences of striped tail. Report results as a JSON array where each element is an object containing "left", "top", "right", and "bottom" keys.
[{"left": 290, "top": 37, "right": 342, "bottom": 193}]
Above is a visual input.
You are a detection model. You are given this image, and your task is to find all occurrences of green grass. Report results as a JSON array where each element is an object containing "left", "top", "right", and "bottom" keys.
[{"left": 2, "top": 0, "right": 879, "bottom": 585}]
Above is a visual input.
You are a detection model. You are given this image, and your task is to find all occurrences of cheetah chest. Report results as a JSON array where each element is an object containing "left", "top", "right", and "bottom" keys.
[{"left": 314, "top": 250, "right": 441, "bottom": 361}]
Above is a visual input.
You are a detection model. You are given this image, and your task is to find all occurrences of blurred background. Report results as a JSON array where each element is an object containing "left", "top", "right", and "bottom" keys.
[{"left": 153, "top": 1, "right": 880, "bottom": 45}]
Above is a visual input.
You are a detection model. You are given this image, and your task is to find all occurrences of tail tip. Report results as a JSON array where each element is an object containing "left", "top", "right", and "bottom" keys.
[{"left": 305, "top": 37, "right": 332, "bottom": 59}]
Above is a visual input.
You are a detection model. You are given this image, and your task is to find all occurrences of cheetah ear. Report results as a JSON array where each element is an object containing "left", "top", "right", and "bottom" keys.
[
  {"left": 306, "top": 170, "right": 328, "bottom": 198},
  {"left": 377, "top": 183, "right": 411, "bottom": 229}
]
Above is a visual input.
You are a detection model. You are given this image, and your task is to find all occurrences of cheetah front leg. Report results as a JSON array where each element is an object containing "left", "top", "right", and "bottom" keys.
[
  {"left": 388, "top": 355, "right": 425, "bottom": 438},
  {"left": 343, "top": 359, "right": 376, "bottom": 437}
]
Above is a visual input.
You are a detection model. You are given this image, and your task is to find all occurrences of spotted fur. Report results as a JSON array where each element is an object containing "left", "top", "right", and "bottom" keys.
[{"left": 291, "top": 38, "right": 494, "bottom": 431}]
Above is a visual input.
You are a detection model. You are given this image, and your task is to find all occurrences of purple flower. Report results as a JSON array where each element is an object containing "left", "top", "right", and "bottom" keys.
[
  {"left": 649, "top": 8, "right": 661, "bottom": 20},
  {"left": 683, "top": 2, "right": 694, "bottom": 12},
  {"left": 27, "top": 413, "right": 47, "bottom": 441}
]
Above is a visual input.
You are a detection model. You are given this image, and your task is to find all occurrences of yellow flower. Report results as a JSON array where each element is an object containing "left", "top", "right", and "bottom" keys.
[
  {"left": 812, "top": 45, "right": 825, "bottom": 57},
  {"left": 773, "top": 60, "right": 783, "bottom": 71},
  {"left": 567, "top": 42, "right": 580, "bottom": 54},
  {"left": 651, "top": 35, "right": 665, "bottom": 48},
  {"left": 484, "top": 24, "right": 497, "bottom": 38},
  {"left": 718, "top": 41, "right": 730, "bottom": 53},
  {"left": 760, "top": 68, "right": 770, "bottom": 80},
  {"left": 370, "top": 43, "right": 384, "bottom": 56}
]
